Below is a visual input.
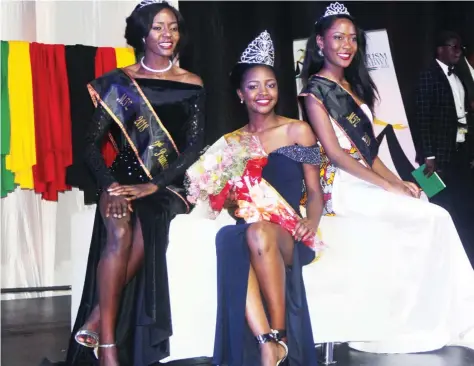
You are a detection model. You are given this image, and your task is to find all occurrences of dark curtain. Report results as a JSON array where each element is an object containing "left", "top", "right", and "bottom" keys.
[
  {"left": 180, "top": 1, "right": 474, "bottom": 148},
  {"left": 179, "top": 1, "right": 298, "bottom": 145},
  {"left": 65, "top": 45, "right": 98, "bottom": 204}
]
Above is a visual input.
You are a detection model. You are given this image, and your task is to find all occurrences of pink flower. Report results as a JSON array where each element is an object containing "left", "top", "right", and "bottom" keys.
[
  {"left": 199, "top": 174, "right": 210, "bottom": 189},
  {"left": 229, "top": 176, "right": 244, "bottom": 189}
]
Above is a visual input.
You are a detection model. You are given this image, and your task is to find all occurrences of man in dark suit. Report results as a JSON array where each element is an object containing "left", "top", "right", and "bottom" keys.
[
  {"left": 414, "top": 31, "right": 474, "bottom": 262},
  {"left": 457, "top": 44, "right": 474, "bottom": 185}
]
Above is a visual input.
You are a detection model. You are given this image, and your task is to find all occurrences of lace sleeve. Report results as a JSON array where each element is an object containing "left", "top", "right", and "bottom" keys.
[
  {"left": 83, "top": 104, "right": 117, "bottom": 190},
  {"left": 152, "top": 89, "right": 206, "bottom": 188}
]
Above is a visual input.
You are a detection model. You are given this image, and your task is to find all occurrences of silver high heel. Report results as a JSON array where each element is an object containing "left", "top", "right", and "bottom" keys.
[
  {"left": 255, "top": 330, "right": 288, "bottom": 366},
  {"left": 94, "top": 343, "right": 116, "bottom": 360},
  {"left": 271, "top": 329, "right": 288, "bottom": 365},
  {"left": 74, "top": 329, "right": 99, "bottom": 348}
]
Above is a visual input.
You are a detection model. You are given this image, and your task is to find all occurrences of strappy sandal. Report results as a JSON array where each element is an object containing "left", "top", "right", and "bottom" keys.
[
  {"left": 74, "top": 329, "right": 99, "bottom": 348},
  {"left": 255, "top": 330, "right": 288, "bottom": 366},
  {"left": 93, "top": 343, "right": 116, "bottom": 360},
  {"left": 271, "top": 329, "right": 288, "bottom": 365}
]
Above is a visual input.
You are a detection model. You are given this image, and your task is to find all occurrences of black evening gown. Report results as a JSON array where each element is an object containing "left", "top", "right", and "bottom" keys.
[
  {"left": 65, "top": 77, "right": 205, "bottom": 366},
  {"left": 213, "top": 147, "right": 319, "bottom": 366}
]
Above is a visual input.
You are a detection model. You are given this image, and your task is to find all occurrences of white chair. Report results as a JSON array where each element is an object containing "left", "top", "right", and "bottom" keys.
[
  {"left": 164, "top": 209, "right": 346, "bottom": 363},
  {"left": 72, "top": 206, "right": 345, "bottom": 363}
]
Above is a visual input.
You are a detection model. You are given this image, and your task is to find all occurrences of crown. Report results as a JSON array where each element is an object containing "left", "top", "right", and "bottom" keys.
[
  {"left": 316, "top": 2, "right": 350, "bottom": 23},
  {"left": 138, "top": 0, "right": 168, "bottom": 9},
  {"left": 238, "top": 30, "right": 275, "bottom": 67}
]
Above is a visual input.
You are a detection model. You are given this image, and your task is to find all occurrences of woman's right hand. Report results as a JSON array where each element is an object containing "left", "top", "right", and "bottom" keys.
[
  {"left": 294, "top": 218, "right": 317, "bottom": 242},
  {"left": 385, "top": 180, "right": 415, "bottom": 198},
  {"left": 223, "top": 190, "right": 237, "bottom": 209},
  {"left": 104, "top": 183, "right": 133, "bottom": 218}
]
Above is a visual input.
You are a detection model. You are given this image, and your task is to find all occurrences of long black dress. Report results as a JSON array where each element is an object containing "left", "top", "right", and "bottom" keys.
[
  {"left": 213, "top": 146, "right": 319, "bottom": 366},
  {"left": 66, "top": 75, "right": 205, "bottom": 366}
]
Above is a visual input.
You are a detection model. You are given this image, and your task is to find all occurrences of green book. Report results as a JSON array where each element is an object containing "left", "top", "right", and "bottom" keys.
[{"left": 411, "top": 164, "right": 446, "bottom": 198}]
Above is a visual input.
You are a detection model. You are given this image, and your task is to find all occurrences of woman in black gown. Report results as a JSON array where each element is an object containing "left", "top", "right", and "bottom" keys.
[
  {"left": 67, "top": 1, "right": 205, "bottom": 365},
  {"left": 212, "top": 31, "right": 322, "bottom": 366}
]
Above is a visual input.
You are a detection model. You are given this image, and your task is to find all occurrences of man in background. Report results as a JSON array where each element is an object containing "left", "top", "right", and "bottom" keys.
[
  {"left": 414, "top": 31, "right": 474, "bottom": 263},
  {"left": 457, "top": 44, "right": 474, "bottom": 112},
  {"left": 457, "top": 44, "right": 474, "bottom": 184}
]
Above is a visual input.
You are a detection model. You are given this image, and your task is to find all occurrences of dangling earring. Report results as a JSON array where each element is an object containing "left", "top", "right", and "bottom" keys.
[
  {"left": 142, "top": 37, "right": 146, "bottom": 44},
  {"left": 240, "top": 99, "right": 244, "bottom": 104},
  {"left": 318, "top": 49, "right": 324, "bottom": 57}
]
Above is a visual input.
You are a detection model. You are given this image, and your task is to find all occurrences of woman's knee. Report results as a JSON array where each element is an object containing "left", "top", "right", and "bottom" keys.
[
  {"left": 105, "top": 218, "right": 132, "bottom": 249},
  {"left": 246, "top": 222, "right": 278, "bottom": 255}
]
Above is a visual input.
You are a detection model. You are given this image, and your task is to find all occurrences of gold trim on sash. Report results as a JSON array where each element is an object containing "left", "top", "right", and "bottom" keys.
[
  {"left": 107, "top": 133, "right": 119, "bottom": 153},
  {"left": 88, "top": 70, "right": 194, "bottom": 212},
  {"left": 309, "top": 74, "right": 378, "bottom": 138},
  {"left": 313, "top": 74, "right": 362, "bottom": 105},
  {"left": 120, "top": 68, "right": 180, "bottom": 155},
  {"left": 88, "top": 84, "right": 153, "bottom": 179},
  {"left": 299, "top": 92, "right": 370, "bottom": 167}
]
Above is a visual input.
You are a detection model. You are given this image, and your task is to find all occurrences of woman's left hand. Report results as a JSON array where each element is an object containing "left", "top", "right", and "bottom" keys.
[
  {"left": 108, "top": 183, "right": 158, "bottom": 201},
  {"left": 402, "top": 181, "right": 421, "bottom": 198}
]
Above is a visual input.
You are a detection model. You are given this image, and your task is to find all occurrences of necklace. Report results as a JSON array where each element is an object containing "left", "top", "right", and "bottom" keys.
[{"left": 140, "top": 57, "right": 173, "bottom": 73}]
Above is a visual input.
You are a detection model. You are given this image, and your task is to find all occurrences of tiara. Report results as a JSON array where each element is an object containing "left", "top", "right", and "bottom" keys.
[
  {"left": 238, "top": 30, "right": 275, "bottom": 67},
  {"left": 316, "top": 2, "right": 351, "bottom": 23},
  {"left": 138, "top": 0, "right": 168, "bottom": 9}
]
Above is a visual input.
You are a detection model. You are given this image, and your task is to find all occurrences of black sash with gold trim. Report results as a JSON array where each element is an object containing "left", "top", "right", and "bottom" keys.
[
  {"left": 87, "top": 69, "right": 179, "bottom": 180},
  {"left": 299, "top": 75, "right": 379, "bottom": 166}
]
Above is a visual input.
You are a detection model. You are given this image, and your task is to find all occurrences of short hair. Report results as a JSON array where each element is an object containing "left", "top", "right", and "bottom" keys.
[
  {"left": 435, "top": 30, "right": 461, "bottom": 48},
  {"left": 230, "top": 63, "right": 276, "bottom": 90},
  {"left": 124, "top": 2, "right": 188, "bottom": 58}
]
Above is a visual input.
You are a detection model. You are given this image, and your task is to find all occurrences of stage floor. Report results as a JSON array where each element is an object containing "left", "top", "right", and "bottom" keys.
[{"left": 2, "top": 296, "right": 474, "bottom": 366}]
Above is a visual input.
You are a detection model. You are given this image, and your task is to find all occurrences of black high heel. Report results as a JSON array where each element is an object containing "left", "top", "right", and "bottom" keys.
[{"left": 255, "top": 330, "right": 288, "bottom": 366}]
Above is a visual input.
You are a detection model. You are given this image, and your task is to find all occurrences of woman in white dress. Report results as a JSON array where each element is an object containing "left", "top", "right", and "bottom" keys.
[{"left": 298, "top": 2, "right": 474, "bottom": 354}]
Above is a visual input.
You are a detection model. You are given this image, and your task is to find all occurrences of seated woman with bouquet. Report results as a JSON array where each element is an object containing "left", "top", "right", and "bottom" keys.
[{"left": 186, "top": 31, "right": 323, "bottom": 366}]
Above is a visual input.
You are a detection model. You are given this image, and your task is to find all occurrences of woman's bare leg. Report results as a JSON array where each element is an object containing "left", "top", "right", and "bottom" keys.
[
  {"left": 245, "top": 264, "right": 276, "bottom": 366},
  {"left": 95, "top": 193, "right": 140, "bottom": 366},
  {"left": 79, "top": 218, "right": 145, "bottom": 338},
  {"left": 245, "top": 221, "right": 294, "bottom": 365}
]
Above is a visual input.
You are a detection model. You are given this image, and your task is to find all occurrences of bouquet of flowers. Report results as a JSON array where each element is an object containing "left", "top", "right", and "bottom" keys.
[
  {"left": 185, "top": 134, "right": 265, "bottom": 216},
  {"left": 231, "top": 157, "right": 325, "bottom": 252},
  {"left": 185, "top": 133, "right": 325, "bottom": 253}
]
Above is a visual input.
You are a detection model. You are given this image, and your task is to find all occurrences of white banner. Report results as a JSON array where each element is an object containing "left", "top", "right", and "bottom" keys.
[{"left": 293, "top": 29, "right": 418, "bottom": 178}]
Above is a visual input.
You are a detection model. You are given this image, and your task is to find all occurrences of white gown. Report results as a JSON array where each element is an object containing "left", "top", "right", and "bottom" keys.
[
  {"left": 162, "top": 106, "right": 474, "bottom": 361},
  {"left": 303, "top": 105, "right": 474, "bottom": 353}
]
